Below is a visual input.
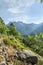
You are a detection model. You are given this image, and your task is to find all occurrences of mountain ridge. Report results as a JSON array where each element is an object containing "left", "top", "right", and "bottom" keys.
[{"left": 8, "top": 21, "right": 43, "bottom": 35}]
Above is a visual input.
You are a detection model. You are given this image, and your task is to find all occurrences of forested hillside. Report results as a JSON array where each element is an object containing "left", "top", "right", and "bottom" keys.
[{"left": 0, "top": 17, "right": 43, "bottom": 65}]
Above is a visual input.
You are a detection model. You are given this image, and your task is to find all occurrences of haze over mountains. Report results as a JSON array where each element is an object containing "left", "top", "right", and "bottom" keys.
[{"left": 8, "top": 21, "right": 43, "bottom": 35}]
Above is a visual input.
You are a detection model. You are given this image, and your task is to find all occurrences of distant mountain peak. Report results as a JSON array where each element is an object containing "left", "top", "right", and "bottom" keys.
[{"left": 8, "top": 21, "right": 43, "bottom": 35}]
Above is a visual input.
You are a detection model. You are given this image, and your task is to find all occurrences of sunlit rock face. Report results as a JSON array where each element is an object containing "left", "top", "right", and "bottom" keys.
[{"left": 14, "top": 50, "right": 38, "bottom": 65}]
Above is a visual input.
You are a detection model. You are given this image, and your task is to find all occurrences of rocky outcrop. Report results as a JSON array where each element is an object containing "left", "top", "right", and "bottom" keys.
[
  {"left": 0, "top": 38, "right": 43, "bottom": 65},
  {"left": 14, "top": 50, "right": 38, "bottom": 65},
  {"left": 0, "top": 43, "right": 38, "bottom": 65},
  {"left": 26, "top": 56, "right": 38, "bottom": 65}
]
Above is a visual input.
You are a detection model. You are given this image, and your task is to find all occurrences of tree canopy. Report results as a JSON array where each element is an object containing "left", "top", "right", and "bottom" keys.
[{"left": 40, "top": 0, "right": 43, "bottom": 2}]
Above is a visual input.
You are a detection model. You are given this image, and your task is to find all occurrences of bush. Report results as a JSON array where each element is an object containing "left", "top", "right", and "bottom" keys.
[
  {"left": 3, "top": 38, "right": 12, "bottom": 45},
  {"left": 38, "top": 61, "right": 43, "bottom": 65},
  {"left": 39, "top": 49, "right": 43, "bottom": 56}
]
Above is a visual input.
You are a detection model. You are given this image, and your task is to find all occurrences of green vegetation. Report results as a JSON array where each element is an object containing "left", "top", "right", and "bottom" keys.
[
  {"left": 0, "top": 18, "right": 29, "bottom": 50},
  {"left": 0, "top": 17, "right": 43, "bottom": 65},
  {"left": 22, "top": 34, "right": 43, "bottom": 56},
  {"left": 39, "top": 32, "right": 43, "bottom": 38},
  {"left": 40, "top": 0, "right": 43, "bottom": 2},
  {"left": 8, "top": 22, "right": 21, "bottom": 36},
  {"left": 3, "top": 36, "right": 27, "bottom": 50},
  {"left": 38, "top": 61, "right": 43, "bottom": 65},
  {"left": 0, "top": 17, "right": 43, "bottom": 56},
  {"left": 0, "top": 17, "right": 9, "bottom": 35}
]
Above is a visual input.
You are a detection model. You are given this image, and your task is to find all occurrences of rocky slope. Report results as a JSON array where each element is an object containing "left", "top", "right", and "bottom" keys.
[{"left": 0, "top": 38, "right": 43, "bottom": 65}]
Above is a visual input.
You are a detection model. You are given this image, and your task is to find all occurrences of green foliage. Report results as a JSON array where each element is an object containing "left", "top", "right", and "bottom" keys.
[
  {"left": 40, "top": 0, "right": 43, "bottom": 2},
  {"left": 8, "top": 22, "right": 21, "bottom": 36},
  {"left": 0, "top": 18, "right": 9, "bottom": 34},
  {"left": 38, "top": 61, "right": 43, "bottom": 65},
  {"left": 3, "top": 38, "right": 12, "bottom": 45},
  {"left": 0, "top": 17, "right": 4, "bottom": 24},
  {"left": 23, "top": 34, "right": 43, "bottom": 56},
  {"left": 39, "top": 49, "right": 43, "bottom": 56},
  {"left": 3, "top": 36, "right": 26, "bottom": 50},
  {"left": 0, "top": 17, "right": 43, "bottom": 57},
  {"left": 39, "top": 32, "right": 43, "bottom": 38}
]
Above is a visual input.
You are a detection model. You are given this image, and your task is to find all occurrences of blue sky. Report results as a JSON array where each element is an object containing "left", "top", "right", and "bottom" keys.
[{"left": 0, "top": 0, "right": 43, "bottom": 24}]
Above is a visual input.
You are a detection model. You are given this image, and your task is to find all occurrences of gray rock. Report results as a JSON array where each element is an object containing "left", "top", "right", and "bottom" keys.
[
  {"left": 26, "top": 56, "right": 38, "bottom": 65},
  {"left": 15, "top": 50, "right": 38, "bottom": 65},
  {"left": 15, "top": 51, "right": 26, "bottom": 61}
]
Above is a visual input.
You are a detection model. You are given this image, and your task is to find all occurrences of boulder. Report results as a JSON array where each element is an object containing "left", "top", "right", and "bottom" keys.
[
  {"left": 16, "top": 51, "right": 26, "bottom": 61},
  {"left": 15, "top": 50, "right": 38, "bottom": 65},
  {"left": 26, "top": 56, "right": 38, "bottom": 65}
]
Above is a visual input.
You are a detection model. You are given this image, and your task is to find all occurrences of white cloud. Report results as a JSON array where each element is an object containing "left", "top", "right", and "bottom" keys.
[
  {"left": 7, "top": 0, "right": 37, "bottom": 13},
  {"left": 4, "top": 0, "right": 35, "bottom": 6},
  {"left": 28, "top": 17, "right": 43, "bottom": 24},
  {"left": 13, "top": 16, "right": 43, "bottom": 24},
  {"left": 8, "top": 7, "right": 25, "bottom": 13},
  {"left": 7, "top": 15, "right": 31, "bottom": 23},
  {"left": 0, "top": 0, "right": 40, "bottom": 14},
  {"left": 4, "top": 14, "right": 43, "bottom": 24},
  {"left": 15, "top": 15, "right": 30, "bottom": 22},
  {"left": 34, "top": 17, "right": 43, "bottom": 24}
]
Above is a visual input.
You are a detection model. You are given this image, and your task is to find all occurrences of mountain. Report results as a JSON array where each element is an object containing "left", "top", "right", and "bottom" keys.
[
  {"left": 31, "top": 23, "right": 43, "bottom": 34},
  {"left": 8, "top": 21, "right": 43, "bottom": 35}
]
